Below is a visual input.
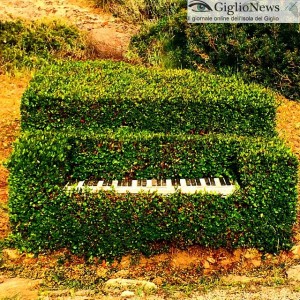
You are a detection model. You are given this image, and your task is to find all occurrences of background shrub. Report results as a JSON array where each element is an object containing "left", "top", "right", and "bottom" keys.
[
  {"left": 0, "top": 19, "right": 90, "bottom": 72},
  {"left": 93, "top": 0, "right": 183, "bottom": 22},
  {"left": 7, "top": 130, "right": 298, "bottom": 257},
  {"left": 130, "top": 9, "right": 300, "bottom": 100},
  {"left": 21, "top": 60, "right": 276, "bottom": 137}
]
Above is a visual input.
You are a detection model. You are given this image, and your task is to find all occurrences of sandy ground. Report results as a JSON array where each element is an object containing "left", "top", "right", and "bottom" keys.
[{"left": 0, "top": 0, "right": 137, "bottom": 58}]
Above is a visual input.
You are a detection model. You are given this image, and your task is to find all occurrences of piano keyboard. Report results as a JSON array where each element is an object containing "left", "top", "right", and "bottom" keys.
[{"left": 65, "top": 177, "right": 236, "bottom": 196}]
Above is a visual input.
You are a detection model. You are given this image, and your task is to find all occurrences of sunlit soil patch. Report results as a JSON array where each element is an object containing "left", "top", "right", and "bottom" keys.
[
  {"left": 277, "top": 96, "right": 300, "bottom": 157},
  {"left": 276, "top": 95, "right": 300, "bottom": 243},
  {"left": 0, "top": 74, "right": 31, "bottom": 238}
]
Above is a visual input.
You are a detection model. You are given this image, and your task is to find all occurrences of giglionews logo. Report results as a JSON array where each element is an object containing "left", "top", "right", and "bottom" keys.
[
  {"left": 188, "top": 0, "right": 213, "bottom": 12},
  {"left": 187, "top": 0, "right": 300, "bottom": 22},
  {"left": 188, "top": 0, "right": 280, "bottom": 15}
]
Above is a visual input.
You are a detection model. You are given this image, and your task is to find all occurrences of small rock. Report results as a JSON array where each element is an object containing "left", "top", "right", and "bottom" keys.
[
  {"left": 103, "top": 278, "right": 157, "bottom": 292},
  {"left": 96, "top": 266, "right": 108, "bottom": 278},
  {"left": 46, "top": 289, "right": 70, "bottom": 297},
  {"left": 220, "top": 258, "right": 232, "bottom": 267},
  {"left": 119, "top": 255, "right": 131, "bottom": 269},
  {"left": 244, "top": 249, "right": 260, "bottom": 259},
  {"left": 152, "top": 276, "right": 163, "bottom": 286},
  {"left": 287, "top": 265, "right": 300, "bottom": 281},
  {"left": 121, "top": 290, "right": 135, "bottom": 298},
  {"left": 112, "top": 270, "right": 130, "bottom": 278},
  {"left": 207, "top": 257, "right": 216, "bottom": 264},
  {"left": 75, "top": 290, "right": 96, "bottom": 296},
  {"left": 0, "top": 278, "right": 40, "bottom": 300},
  {"left": 222, "top": 275, "right": 260, "bottom": 284},
  {"left": 291, "top": 245, "right": 300, "bottom": 258},
  {"left": 172, "top": 291, "right": 186, "bottom": 299},
  {"left": 233, "top": 249, "right": 243, "bottom": 260},
  {"left": 203, "top": 260, "right": 210, "bottom": 269},
  {"left": 251, "top": 258, "right": 261, "bottom": 268},
  {"left": 2, "top": 249, "right": 21, "bottom": 260}
]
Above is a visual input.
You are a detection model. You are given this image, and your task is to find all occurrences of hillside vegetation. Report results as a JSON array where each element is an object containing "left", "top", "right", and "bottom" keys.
[
  {"left": 128, "top": 3, "right": 300, "bottom": 100},
  {"left": 0, "top": 19, "right": 91, "bottom": 72}
]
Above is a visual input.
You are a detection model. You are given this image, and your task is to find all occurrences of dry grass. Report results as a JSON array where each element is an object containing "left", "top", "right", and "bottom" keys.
[
  {"left": 277, "top": 95, "right": 300, "bottom": 240},
  {"left": 0, "top": 73, "right": 32, "bottom": 239},
  {"left": 277, "top": 95, "right": 300, "bottom": 157}
]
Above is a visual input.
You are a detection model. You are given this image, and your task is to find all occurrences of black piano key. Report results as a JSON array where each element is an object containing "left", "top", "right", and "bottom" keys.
[
  {"left": 191, "top": 179, "right": 197, "bottom": 186},
  {"left": 219, "top": 177, "right": 226, "bottom": 186},
  {"left": 142, "top": 179, "right": 147, "bottom": 187},
  {"left": 152, "top": 179, "right": 158, "bottom": 186},
  {"left": 186, "top": 179, "right": 191, "bottom": 186},
  {"left": 196, "top": 178, "right": 201, "bottom": 186},
  {"left": 205, "top": 178, "right": 211, "bottom": 186},
  {"left": 172, "top": 179, "right": 180, "bottom": 186},
  {"left": 210, "top": 177, "right": 216, "bottom": 186},
  {"left": 128, "top": 179, "right": 132, "bottom": 186},
  {"left": 86, "top": 180, "right": 98, "bottom": 186},
  {"left": 224, "top": 177, "right": 231, "bottom": 185},
  {"left": 162, "top": 179, "right": 166, "bottom": 186},
  {"left": 103, "top": 180, "right": 112, "bottom": 186},
  {"left": 137, "top": 179, "right": 142, "bottom": 187}
]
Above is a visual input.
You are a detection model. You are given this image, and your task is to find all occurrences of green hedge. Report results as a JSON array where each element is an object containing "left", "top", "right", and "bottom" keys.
[
  {"left": 7, "top": 130, "right": 298, "bottom": 258},
  {"left": 130, "top": 9, "right": 300, "bottom": 100},
  {"left": 21, "top": 60, "right": 276, "bottom": 137}
]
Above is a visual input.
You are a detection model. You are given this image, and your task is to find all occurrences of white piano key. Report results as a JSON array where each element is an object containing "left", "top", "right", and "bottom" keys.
[
  {"left": 112, "top": 180, "right": 118, "bottom": 187},
  {"left": 180, "top": 179, "right": 187, "bottom": 187},
  {"left": 77, "top": 181, "right": 85, "bottom": 189},
  {"left": 214, "top": 178, "right": 221, "bottom": 187},
  {"left": 200, "top": 178, "right": 206, "bottom": 186},
  {"left": 132, "top": 180, "right": 138, "bottom": 187},
  {"left": 147, "top": 180, "right": 152, "bottom": 187},
  {"left": 97, "top": 181, "right": 104, "bottom": 187},
  {"left": 166, "top": 179, "right": 172, "bottom": 187}
]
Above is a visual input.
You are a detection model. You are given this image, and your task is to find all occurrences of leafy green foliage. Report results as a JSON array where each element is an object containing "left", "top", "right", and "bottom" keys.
[
  {"left": 130, "top": 10, "right": 300, "bottom": 100},
  {"left": 7, "top": 130, "right": 298, "bottom": 257},
  {"left": 0, "top": 20, "right": 88, "bottom": 72},
  {"left": 21, "top": 60, "right": 276, "bottom": 137}
]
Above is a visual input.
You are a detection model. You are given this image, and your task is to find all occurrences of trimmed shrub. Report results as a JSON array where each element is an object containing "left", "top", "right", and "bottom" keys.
[
  {"left": 7, "top": 130, "right": 298, "bottom": 257},
  {"left": 21, "top": 60, "right": 276, "bottom": 137},
  {"left": 130, "top": 9, "right": 300, "bottom": 100}
]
